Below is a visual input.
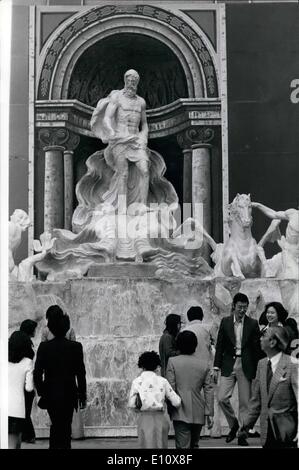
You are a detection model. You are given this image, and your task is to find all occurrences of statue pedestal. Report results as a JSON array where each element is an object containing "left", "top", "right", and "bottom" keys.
[{"left": 87, "top": 262, "right": 157, "bottom": 278}]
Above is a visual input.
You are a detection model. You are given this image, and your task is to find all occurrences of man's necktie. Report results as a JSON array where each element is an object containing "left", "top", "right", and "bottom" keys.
[{"left": 266, "top": 360, "right": 273, "bottom": 392}]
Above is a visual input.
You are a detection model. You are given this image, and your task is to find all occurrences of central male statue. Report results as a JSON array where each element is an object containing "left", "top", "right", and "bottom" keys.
[
  {"left": 91, "top": 69, "right": 150, "bottom": 206},
  {"left": 71, "top": 69, "right": 178, "bottom": 234},
  {"left": 36, "top": 69, "right": 189, "bottom": 276}
]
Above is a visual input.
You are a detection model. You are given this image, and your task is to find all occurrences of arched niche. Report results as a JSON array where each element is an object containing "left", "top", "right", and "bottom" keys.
[
  {"left": 37, "top": 5, "right": 219, "bottom": 103},
  {"left": 67, "top": 33, "right": 189, "bottom": 109}
]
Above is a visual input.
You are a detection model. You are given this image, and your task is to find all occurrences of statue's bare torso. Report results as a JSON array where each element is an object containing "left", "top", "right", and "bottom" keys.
[{"left": 113, "top": 92, "right": 144, "bottom": 138}]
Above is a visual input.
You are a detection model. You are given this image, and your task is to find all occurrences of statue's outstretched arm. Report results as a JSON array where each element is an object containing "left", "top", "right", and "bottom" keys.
[
  {"left": 251, "top": 202, "right": 288, "bottom": 221},
  {"left": 258, "top": 219, "right": 282, "bottom": 247},
  {"left": 201, "top": 226, "right": 217, "bottom": 251}
]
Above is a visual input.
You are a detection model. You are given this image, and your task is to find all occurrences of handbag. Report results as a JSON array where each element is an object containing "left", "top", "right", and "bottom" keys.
[
  {"left": 165, "top": 398, "right": 176, "bottom": 417},
  {"left": 72, "top": 408, "right": 85, "bottom": 439},
  {"left": 135, "top": 392, "right": 142, "bottom": 410}
]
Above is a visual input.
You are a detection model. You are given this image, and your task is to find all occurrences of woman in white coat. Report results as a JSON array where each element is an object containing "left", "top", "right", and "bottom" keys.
[{"left": 8, "top": 331, "right": 34, "bottom": 449}]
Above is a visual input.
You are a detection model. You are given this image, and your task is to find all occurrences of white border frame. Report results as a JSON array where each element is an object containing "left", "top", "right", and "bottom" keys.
[{"left": 0, "top": 0, "right": 11, "bottom": 451}]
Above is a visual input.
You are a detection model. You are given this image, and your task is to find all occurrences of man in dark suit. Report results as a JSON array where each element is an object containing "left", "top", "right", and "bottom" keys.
[
  {"left": 212, "top": 293, "right": 261, "bottom": 446},
  {"left": 34, "top": 306, "right": 86, "bottom": 449},
  {"left": 239, "top": 326, "right": 298, "bottom": 448}
]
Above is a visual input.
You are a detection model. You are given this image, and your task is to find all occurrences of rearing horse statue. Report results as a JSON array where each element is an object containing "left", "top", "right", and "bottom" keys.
[{"left": 212, "top": 194, "right": 269, "bottom": 278}]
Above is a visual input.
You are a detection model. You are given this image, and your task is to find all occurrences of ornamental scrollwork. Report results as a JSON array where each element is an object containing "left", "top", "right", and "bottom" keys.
[
  {"left": 177, "top": 127, "right": 215, "bottom": 149},
  {"left": 38, "top": 128, "right": 80, "bottom": 150}
]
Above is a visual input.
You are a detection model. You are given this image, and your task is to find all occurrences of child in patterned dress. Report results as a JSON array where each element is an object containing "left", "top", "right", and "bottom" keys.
[{"left": 128, "top": 351, "right": 181, "bottom": 448}]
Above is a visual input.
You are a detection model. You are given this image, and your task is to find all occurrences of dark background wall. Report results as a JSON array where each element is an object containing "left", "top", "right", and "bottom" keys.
[
  {"left": 9, "top": 5, "right": 30, "bottom": 264},
  {"left": 226, "top": 3, "right": 299, "bottom": 257}
]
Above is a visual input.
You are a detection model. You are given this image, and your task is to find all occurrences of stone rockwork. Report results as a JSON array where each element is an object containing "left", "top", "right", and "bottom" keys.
[{"left": 9, "top": 276, "right": 299, "bottom": 437}]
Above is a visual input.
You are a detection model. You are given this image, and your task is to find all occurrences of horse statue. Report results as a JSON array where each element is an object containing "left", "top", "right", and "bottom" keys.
[{"left": 211, "top": 194, "right": 270, "bottom": 279}]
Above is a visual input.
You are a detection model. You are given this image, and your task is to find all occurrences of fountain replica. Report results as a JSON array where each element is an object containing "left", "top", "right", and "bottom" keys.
[{"left": 9, "top": 70, "right": 299, "bottom": 438}]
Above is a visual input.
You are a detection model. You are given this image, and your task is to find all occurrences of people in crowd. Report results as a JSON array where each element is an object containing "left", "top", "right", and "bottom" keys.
[
  {"left": 159, "top": 314, "right": 181, "bottom": 377},
  {"left": 238, "top": 326, "right": 298, "bottom": 448},
  {"left": 259, "top": 302, "right": 288, "bottom": 333},
  {"left": 40, "top": 307, "right": 84, "bottom": 440},
  {"left": 34, "top": 305, "right": 87, "bottom": 449},
  {"left": 41, "top": 305, "right": 76, "bottom": 342},
  {"left": 166, "top": 331, "right": 214, "bottom": 448},
  {"left": 128, "top": 351, "right": 181, "bottom": 448},
  {"left": 182, "top": 306, "right": 215, "bottom": 368},
  {"left": 212, "top": 292, "right": 261, "bottom": 446},
  {"left": 8, "top": 331, "right": 34, "bottom": 449},
  {"left": 19, "top": 319, "right": 37, "bottom": 444},
  {"left": 284, "top": 317, "right": 299, "bottom": 355},
  {"left": 259, "top": 301, "right": 299, "bottom": 356}
]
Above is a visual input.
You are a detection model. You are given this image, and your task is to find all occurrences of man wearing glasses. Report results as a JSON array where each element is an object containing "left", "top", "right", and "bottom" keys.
[{"left": 212, "top": 293, "right": 261, "bottom": 446}]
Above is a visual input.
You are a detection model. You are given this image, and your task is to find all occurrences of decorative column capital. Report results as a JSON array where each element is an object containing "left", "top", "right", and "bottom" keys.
[
  {"left": 177, "top": 127, "right": 215, "bottom": 150},
  {"left": 38, "top": 128, "right": 80, "bottom": 151},
  {"left": 43, "top": 145, "right": 65, "bottom": 152}
]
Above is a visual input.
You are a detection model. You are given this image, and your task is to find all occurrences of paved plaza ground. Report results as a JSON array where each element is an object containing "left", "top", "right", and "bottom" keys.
[{"left": 22, "top": 436, "right": 261, "bottom": 449}]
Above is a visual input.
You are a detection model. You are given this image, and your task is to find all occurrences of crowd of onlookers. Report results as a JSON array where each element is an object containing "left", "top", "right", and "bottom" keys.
[
  {"left": 8, "top": 295, "right": 298, "bottom": 449},
  {"left": 8, "top": 306, "right": 86, "bottom": 449}
]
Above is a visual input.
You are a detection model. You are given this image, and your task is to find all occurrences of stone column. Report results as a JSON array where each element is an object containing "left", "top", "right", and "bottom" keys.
[
  {"left": 43, "top": 145, "right": 65, "bottom": 231},
  {"left": 192, "top": 143, "right": 212, "bottom": 261},
  {"left": 63, "top": 150, "right": 74, "bottom": 230},
  {"left": 178, "top": 127, "right": 214, "bottom": 217},
  {"left": 38, "top": 128, "right": 80, "bottom": 232},
  {"left": 182, "top": 149, "right": 192, "bottom": 204},
  {"left": 192, "top": 143, "right": 212, "bottom": 233},
  {"left": 63, "top": 132, "right": 80, "bottom": 230},
  {"left": 178, "top": 127, "right": 215, "bottom": 261},
  {"left": 177, "top": 132, "right": 192, "bottom": 205}
]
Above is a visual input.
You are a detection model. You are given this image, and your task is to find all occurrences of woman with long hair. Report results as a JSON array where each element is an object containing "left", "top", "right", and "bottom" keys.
[
  {"left": 259, "top": 301, "right": 298, "bottom": 355},
  {"left": 8, "top": 331, "right": 34, "bottom": 449},
  {"left": 259, "top": 302, "right": 288, "bottom": 332},
  {"left": 19, "top": 319, "right": 37, "bottom": 444},
  {"left": 159, "top": 314, "right": 181, "bottom": 378}
]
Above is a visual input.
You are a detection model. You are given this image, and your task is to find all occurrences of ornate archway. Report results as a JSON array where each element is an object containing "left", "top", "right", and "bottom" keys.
[
  {"left": 37, "top": 4, "right": 219, "bottom": 102},
  {"left": 67, "top": 33, "right": 189, "bottom": 110},
  {"left": 35, "top": 4, "right": 222, "bottom": 245}
]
